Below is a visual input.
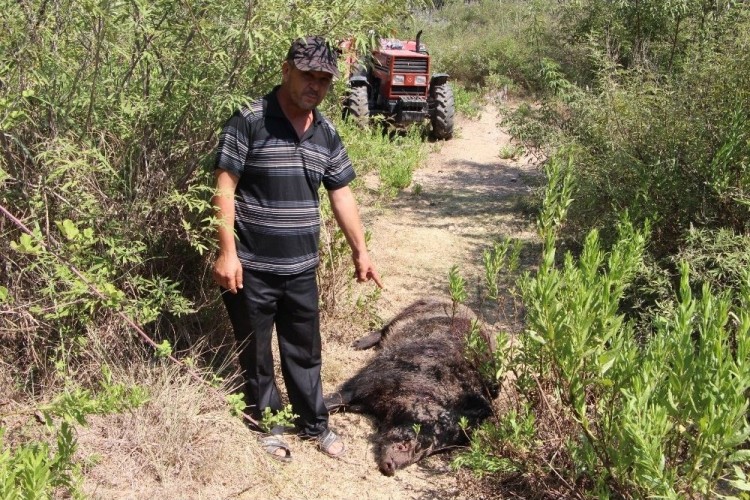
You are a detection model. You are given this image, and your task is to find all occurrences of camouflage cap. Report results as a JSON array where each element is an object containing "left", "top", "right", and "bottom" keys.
[{"left": 286, "top": 35, "right": 340, "bottom": 77}]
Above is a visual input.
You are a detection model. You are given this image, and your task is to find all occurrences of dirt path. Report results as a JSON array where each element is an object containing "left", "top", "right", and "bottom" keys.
[
  {"left": 366, "top": 103, "right": 538, "bottom": 321},
  {"left": 306, "top": 103, "right": 541, "bottom": 500}
]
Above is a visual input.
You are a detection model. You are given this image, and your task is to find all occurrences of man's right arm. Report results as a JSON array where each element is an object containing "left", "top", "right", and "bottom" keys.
[{"left": 212, "top": 169, "right": 243, "bottom": 293}]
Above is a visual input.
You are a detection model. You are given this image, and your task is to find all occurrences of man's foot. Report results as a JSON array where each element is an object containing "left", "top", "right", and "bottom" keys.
[
  {"left": 259, "top": 435, "right": 292, "bottom": 463},
  {"left": 316, "top": 428, "right": 345, "bottom": 458}
]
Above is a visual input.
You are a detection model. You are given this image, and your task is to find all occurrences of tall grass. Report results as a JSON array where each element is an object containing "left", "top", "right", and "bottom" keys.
[{"left": 337, "top": 120, "right": 427, "bottom": 195}]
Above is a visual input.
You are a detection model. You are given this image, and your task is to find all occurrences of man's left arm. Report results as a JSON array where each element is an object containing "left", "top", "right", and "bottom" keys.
[{"left": 328, "top": 186, "right": 383, "bottom": 288}]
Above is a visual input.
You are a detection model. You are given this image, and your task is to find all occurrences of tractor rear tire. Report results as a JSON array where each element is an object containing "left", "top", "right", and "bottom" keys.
[
  {"left": 428, "top": 83, "right": 455, "bottom": 140},
  {"left": 343, "top": 85, "right": 369, "bottom": 127}
]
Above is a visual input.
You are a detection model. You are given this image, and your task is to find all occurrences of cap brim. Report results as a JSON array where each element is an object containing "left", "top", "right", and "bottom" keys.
[{"left": 292, "top": 60, "right": 339, "bottom": 78}]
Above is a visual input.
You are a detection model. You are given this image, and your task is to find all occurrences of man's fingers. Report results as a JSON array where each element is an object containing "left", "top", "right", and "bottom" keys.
[
  {"left": 214, "top": 258, "right": 242, "bottom": 294},
  {"left": 356, "top": 267, "right": 383, "bottom": 289},
  {"left": 225, "top": 275, "right": 238, "bottom": 294},
  {"left": 214, "top": 271, "right": 238, "bottom": 294},
  {"left": 369, "top": 270, "right": 384, "bottom": 289},
  {"left": 235, "top": 267, "right": 244, "bottom": 290}
]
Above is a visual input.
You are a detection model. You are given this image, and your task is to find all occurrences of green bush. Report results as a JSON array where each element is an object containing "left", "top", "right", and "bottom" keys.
[
  {"left": 463, "top": 157, "right": 750, "bottom": 498},
  {"left": 337, "top": 120, "right": 426, "bottom": 195},
  {"left": 0, "top": 423, "right": 81, "bottom": 499},
  {"left": 674, "top": 228, "right": 750, "bottom": 297},
  {"left": 0, "top": 370, "right": 147, "bottom": 499},
  {"left": 451, "top": 83, "right": 483, "bottom": 119},
  {"left": 408, "top": 0, "right": 561, "bottom": 92},
  {"left": 566, "top": 27, "right": 749, "bottom": 253},
  {"left": 558, "top": 0, "right": 745, "bottom": 75},
  {"left": 0, "top": 0, "right": 429, "bottom": 390},
  {"left": 499, "top": 4, "right": 750, "bottom": 256}
]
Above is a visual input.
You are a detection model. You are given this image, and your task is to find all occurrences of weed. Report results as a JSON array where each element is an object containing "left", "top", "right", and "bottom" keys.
[
  {"left": 497, "top": 145, "right": 524, "bottom": 160},
  {"left": 0, "top": 369, "right": 148, "bottom": 498},
  {"left": 259, "top": 405, "right": 299, "bottom": 434},
  {"left": 155, "top": 340, "right": 173, "bottom": 359},
  {"left": 453, "top": 407, "right": 536, "bottom": 477},
  {"left": 226, "top": 393, "right": 247, "bottom": 418},
  {"left": 448, "top": 264, "right": 467, "bottom": 307},
  {"left": 337, "top": 119, "right": 426, "bottom": 198},
  {"left": 482, "top": 238, "right": 522, "bottom": 301},
  {"left": 0, "top": 423, "right": 82, "bottom": 499},
  {"left": 493, "top": 153, "right": 750, "bottom": 498},
  {"left": 412, "top": 423, "right": 422, "bottom": 438},
  {"left": 451, "top": 83, "right": 483, "bottom": 119}
]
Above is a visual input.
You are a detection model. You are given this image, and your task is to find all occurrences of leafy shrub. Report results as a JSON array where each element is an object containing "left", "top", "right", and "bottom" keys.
[
  {"left": 408, "top": 0, "right": 561, "bottom": 92},
  {"left": 0, "top": 0, "right": 428, "bottom": 391},
  {"left": 0, "top": 423, "right": 81, "bottom": 499},
  {"left": 559, "top": 0, "right": 745, "bottom": 75},
  {"left": 674, "top": 228, "right": 750, "bottom": 298},
  {"left": 502, "top": 5, "right": 750, "bottom": 256},
  {"left": 463, "top": 157, "right": 750, "bottom": 498},
  {"left": 0, "top": 370, "right": 147, "bottom": 499}
]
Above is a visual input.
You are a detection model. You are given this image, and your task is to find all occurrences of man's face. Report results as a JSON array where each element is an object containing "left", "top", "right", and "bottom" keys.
[{"left": 282, "top": 61, "right": 334, "bottom": 111}]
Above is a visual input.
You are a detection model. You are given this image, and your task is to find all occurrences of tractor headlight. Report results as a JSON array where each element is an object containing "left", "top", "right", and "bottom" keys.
[
  {"left": 392, "top": 74, "right": 405, "bottom": 85},
  {"left": 415, "top": 75, "right": 427, "bottom": 85}
]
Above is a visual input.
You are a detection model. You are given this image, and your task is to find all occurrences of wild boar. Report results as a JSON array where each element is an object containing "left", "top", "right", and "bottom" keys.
[{"left": 326, "top": 298, "right": 498, "bottom": 475}]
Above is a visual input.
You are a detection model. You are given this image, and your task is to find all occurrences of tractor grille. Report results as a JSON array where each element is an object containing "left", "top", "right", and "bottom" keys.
[
  {"left": 393, "top": 57, "right": 428, "bottom": 73},
  {"left": 390, "top": 86, "right": 428, "bottom": 97}
]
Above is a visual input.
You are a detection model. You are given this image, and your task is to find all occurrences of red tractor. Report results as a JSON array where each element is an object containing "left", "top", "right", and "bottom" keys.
[{"left": 342, "top": 31, "right": 455, "bottom": 140}]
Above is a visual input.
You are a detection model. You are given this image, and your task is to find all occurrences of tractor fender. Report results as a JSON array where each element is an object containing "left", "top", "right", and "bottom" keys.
[
  {"left": 349, "top": 75, "right": 370, "bottom": 88},
  {"left": 430, "top": 73, "right": 450, "bottom": 88}
]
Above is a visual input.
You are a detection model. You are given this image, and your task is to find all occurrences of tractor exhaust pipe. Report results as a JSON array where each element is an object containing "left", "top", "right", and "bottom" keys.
[{"left": 415, "top": 30, "right": 423, "bottom": 53}]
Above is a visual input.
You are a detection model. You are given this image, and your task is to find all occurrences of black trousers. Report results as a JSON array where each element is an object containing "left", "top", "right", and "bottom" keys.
[{"left": 221, "top": 268, "right": 328, "bottom": 437}]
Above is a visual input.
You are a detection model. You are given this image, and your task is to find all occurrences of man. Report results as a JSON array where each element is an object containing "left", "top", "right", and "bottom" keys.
[{"left": 212, "top": 35, "right": 382, "bottom": 462}]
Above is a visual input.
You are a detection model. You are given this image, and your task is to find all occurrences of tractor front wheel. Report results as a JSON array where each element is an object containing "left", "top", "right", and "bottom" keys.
[
  {"left": 428, "top": 83, "right": 455, "bottom": 140},
  {"left": 342, "top": 85, "right": 369, "bottom": 126}
]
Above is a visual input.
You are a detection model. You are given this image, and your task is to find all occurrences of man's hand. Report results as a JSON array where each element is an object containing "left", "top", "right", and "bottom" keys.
[
  {"left": 353, "top": 250, "right": 383, "bottom": 289},
  {"left": 328, "top": 186, "right": 383, "bottom": 289},
  {"left": 212, "top": 169, "right": 242, "bottom": 293},
  {"left": 213, "top": 252, "right": 244, "bottom": 294}
]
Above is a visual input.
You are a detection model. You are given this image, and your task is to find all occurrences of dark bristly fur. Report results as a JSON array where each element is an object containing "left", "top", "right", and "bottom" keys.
[{"left": 326, "top": 298, "right": 498, "bottom": 475}]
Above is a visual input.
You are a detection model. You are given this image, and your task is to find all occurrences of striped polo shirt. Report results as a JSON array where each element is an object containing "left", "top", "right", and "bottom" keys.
[{"left": 214, "top": 87, "right": 356, "bottom": 275}]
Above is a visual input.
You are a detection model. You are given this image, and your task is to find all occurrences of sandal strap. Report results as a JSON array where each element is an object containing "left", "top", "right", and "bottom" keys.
[
  {"left": 318, "top": 429, "right": 339, "bottom": 450},
  {"left": 260, "top": 435, "right": 292, "bottom": 460},
  {"left": 261, "top": 435, "right": 289, "bottom": 447}
]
